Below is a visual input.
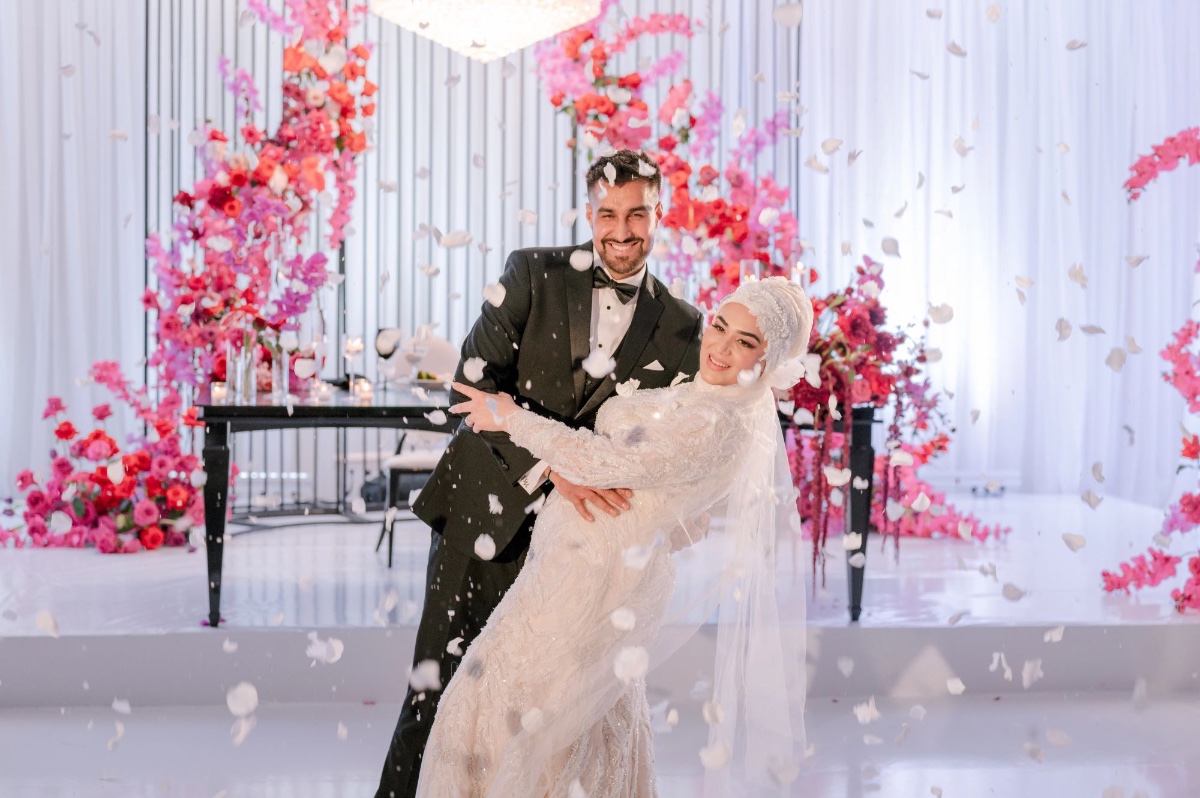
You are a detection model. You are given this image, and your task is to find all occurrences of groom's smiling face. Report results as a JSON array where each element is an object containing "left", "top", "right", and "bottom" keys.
[{"left": 586, "top": 179, "right": 662, "bottom": 278}]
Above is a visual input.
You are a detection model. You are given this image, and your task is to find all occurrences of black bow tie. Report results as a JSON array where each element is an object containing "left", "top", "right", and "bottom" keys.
[{"left": 592, "top": 268, "right": 640, "bottom": 304}]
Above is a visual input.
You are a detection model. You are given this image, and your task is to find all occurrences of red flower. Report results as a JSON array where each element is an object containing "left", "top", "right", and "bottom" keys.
[
  {"left": 25, "top": 490, "right": 49, "bottom": 515},
  {"left": 173, "top": 190, "right": 194, "bottom": 208},
  {"left": 617, "top": 72, "right": 643, "bottom": 90},
  {"left": 54, "top": 421, "right": 78, "bottom": 441},
  {"left": 352, "top": 44, "right": 371, "bottom": 61},
  {"left": 92, "top": 404, "right": 113, "bottom": 422},
  {"left": 240, "top": 124, "right": 264, "bottom": 145},
  {"left": 362, "top": 80, "right": 377, "bottom": 98},
  {"left": 1183, "top": 434, "right": 1200, "bottom": 460},
  {"left": 697, "top": 165, "right": 720, "bottom": 186},
  {"left": 550, "top": 92, "right": 565, "bottom": 108},
  {"left": 207, "top": 129, "right": 228, "bottom": 143},
  {"left": 658, "top": 134, "right": 678, "bottom": 152},
  {"left": 222, "top": 197, "right": 243, "bottom": 218},
  {"left": 166, "top": 484, "right": 190, "bottom": 511}
]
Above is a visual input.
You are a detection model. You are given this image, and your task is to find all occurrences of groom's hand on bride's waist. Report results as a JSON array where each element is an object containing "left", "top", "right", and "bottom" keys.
[{"left": 548, "top": 471, "right": 633, "bottom": 523}]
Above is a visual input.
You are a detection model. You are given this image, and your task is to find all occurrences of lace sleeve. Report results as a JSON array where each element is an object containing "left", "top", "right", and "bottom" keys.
[{"left": 503, "top": 400, "right": 738, "bottom": 490}]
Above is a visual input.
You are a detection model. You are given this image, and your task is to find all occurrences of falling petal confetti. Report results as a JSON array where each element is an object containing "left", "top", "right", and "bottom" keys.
[
  {"left": 111, "top": 698, "right": 132, "bottom": 715},
  {"left": 517, "top": 209, "right": 538, "bottom": 226},
  {"left": 409, "top": 660, "right": 442, "bottom": 692},
  {"left": 1044, "top": 625, "right": 1065, "bottom": 643},
  {"left": 821, "top": 138, "right": 843, "bottom": 155},
  {"left": 848, "top": 552, "right": 867, "bottom": 568},
  {"left": 699, "top": 741, "right": 733, "bottom": 768},
  {"left": 926, "top": 8, "right": 943, "bottom": 19},
  {"left": 226, "top": 682, "right": 258, "bottom": 718},
  {"left": 1062, "top": 533, "right": 1087, "bottom": 552},
  {"left": 804, "top": 155, "right": 829, "bottom": 174},
  {"left": 614, "top": 646, "right": 649, "bottom": 684},
  {"left": 881, "top": 237, "right": 901, "bottom": 257},
  {"left": 438, "top": 230, "right": 473, "bottom": 249},
  {"left": 36, "top": 610, "right": 59, "bottom": 637},
  {"left": 222, "top": 637, "right": 238, "bottom": 654},
  {"left": 107, "top": 720, "right": 125, "bottom": 751},
  {"left": 1062, "top": 190, "right": 1072, "bottom": 205},
  {"left": 1105, "top": 347, "right": 1127, "bottom": 372},
  {"left": 306, "top": 632, "right": 345, "bottom": 664},
  {"left": 1080, "top": 324, "right": 1106, "bottom": 335},
  {"left": 946, "top": 41, "right": 967, "bottom": 57},
  {"left": 1021, "top": 658, "right": 1044, "bottom": 689},
  {"left": 910, "top": 70, "right": 930, "bottom": 80},
  {"left": 561, "top": 209, "right": 579, "bottom": 227},
  {"left": 1092, "top": 461, "right": 1105, "bottom": 482},
  {"left": 946, "top": 677, "right": 966, "bottom": 695},
  {"left": 107, "top": 129, "right": 129, "bottom": 141},
  {"left": 230, "top": 715, "right": 257, "bottom": 745},
  {"left": 610, "top": 607, "right": 637, "bottom": 631},
  {"left": 823, "top": 466, "right": 852, "bottom": 487},
  {"left": 1068, "top": 262, "right": 1088, "bottom": 287},
  {"left": 1081, "top": 490, "right": 1103, "bottom": 509},
  {"left": 482, "top": 283, "right": 507, "bottom": 308},
  {"left": 853, "top": 696, "right": 882, "bottom": 725},
  {"left": 772, "top": 3, "right": 804, "bottom": 26},
  {"left": 1045, "top": 728, "right": 1071, "bottom": 747},
  {"left": 1066, "top": 39, "right": 1088, "bottom": 50},
  {"left": 889, "top": 450, "right": 914, "bottom": 467},
  {"left": 425, "top": 410, "right": 448, "bottom": 426},
  {"left": 911, "top": 492, "right": 932, "bottom": 512},
  {"left": 474, "top": 534, "right": 497, "bottom": 561},
  {"left": 917, "top": 172, "right": 926, "bottom": 188},
  {"left": 952, "top": 136, "right": 973, "bottom": 157},
  {"left": 582, "top": 348, "right": 617, "bottom": 379},
  {"left": 1125, "top": 336, "right": 1142, "bottom": 354},
  {"left": 1055, "top": 319, "right": 1072, "bottom": 341},
  {"left": 843, "top": 532, "right": 862, "bottom": 550},
  {"left": 985, "top": 4, "right": 1002, "bottom": 21},
  {"left": 1002, "top": 583, "right": 1027, "bottom": 601},
  {"left": 928, "top": 303, "right": 954, "bottom": 324},
  {"left": 569, "top": 249, "right": 594, "bottom": 272}
]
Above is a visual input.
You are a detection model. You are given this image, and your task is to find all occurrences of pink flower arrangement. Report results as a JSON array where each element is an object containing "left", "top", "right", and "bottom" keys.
[
  {"left": 7, "top": 0, "right": 372, "bottom": 553},
  {"left": 1105, "top": 130, "right": 1200, "bottom": 610},
  {"left": 535, "top": 6, "right": 998, "bottom": 578}
]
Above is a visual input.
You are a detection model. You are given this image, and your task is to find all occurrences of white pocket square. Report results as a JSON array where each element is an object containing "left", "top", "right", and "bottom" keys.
[{"left": 643, "top": 360, "right": 664, "bottom": 372}]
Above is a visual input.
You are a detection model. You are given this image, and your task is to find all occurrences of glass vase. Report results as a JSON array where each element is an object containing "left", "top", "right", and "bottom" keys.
[{"left": 227, "top": 334, "right": 257, "bottom": 406}]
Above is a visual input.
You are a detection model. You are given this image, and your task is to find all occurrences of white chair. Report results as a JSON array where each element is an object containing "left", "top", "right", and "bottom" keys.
[{"left": 375, "top": 431, "right": 448, "bottom": 567}]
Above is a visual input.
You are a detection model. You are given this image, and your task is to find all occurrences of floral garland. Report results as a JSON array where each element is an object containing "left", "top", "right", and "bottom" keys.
[
  {"left": 534, "top": 4, "right": 1001, "bottom": 577},
  {"left": 1102, "top": 129, "right": 1200, "bottom": 612},
  {"left": 5, "top": 0, "right": 373, "bottom": 553}
]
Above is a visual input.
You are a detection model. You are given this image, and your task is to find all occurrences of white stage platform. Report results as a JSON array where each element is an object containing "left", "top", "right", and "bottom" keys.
[{"left": 2, "top": 494, "right": 1199, "bottom": 796}]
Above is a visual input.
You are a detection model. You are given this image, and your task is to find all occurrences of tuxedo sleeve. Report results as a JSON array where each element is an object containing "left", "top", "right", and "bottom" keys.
[{"left": 452, "top": 250, "right": 541, "bottom": 485}]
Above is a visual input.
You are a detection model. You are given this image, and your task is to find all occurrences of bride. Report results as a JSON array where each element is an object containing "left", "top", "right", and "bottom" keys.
[{"left": 417, "top": 277, "right": 813, "bottom": 797}]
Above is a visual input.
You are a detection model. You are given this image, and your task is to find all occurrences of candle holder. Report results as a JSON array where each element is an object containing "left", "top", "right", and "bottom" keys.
[{"left": 210, "top": 381, "right": 228, "bottom": 405}]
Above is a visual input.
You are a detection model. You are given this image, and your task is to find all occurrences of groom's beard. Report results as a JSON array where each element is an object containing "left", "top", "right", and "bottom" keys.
[{"left": 598, "top": 238, "right": 649, "bottom": 278}]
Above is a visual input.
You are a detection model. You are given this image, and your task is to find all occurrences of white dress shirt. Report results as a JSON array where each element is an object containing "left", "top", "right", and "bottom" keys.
[{"left": 517, "top": 264, "right": 645, "bottom": 493}]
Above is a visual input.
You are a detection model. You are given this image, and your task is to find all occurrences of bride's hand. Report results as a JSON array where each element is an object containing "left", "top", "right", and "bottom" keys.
[{"left": 449, "top": 382, "right": 519, "bottom": 433}]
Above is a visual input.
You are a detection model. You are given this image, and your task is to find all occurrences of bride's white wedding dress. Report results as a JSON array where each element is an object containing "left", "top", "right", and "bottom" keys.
[{"left": 416, "top": 378, "right": 750, "bottom": 798}]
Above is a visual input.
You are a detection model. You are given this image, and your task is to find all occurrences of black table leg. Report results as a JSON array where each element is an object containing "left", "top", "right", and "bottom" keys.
[
  {"left": 203, "top": 422, "right": 230, "bottom": 628},
  {"left": 846, "top": 407, "right": 877, "bottom": 622}
]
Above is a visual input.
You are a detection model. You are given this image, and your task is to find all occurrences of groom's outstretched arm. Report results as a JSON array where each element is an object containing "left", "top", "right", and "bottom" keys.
[{"left": 452, "top": 250, "right": 541, "bottom": 486}]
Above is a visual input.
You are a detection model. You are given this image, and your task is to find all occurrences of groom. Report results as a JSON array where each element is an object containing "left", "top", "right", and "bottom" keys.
[{"left": 374, "top": 149, "right": 703, "bottom": 797}]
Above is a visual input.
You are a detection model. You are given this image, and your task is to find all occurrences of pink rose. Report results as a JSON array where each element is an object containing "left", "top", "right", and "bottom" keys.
[
  {"left": 121, "top": 538, "right": 143, "bottom": 554},
  {"left": 95, "top": 529, "right": 120, "bottom": 553},
  {"left": 133, "top": 499, "right": 160, "bottom": 527},
  {"left": 165, "top": 529, "right": 188, "bottom": 548},
  {"left": 92, "top": 404, "right": 113, "bottom": 422},
  {"left": 42, "top": 397, "right": 66, "bottom": 419},
  {"left": 150, "top": 456, "right": 172, "bottom": 481},
  {"left": 25, "top": 515, "right": 47, "bottom": 539},
  {"left": 15, "top": 469, "right": 35, "bottom": 491},
  {"left": 51, "top": 457, "right": 74, "bottom": 480},
  {"left": 25, "top": 490, "right": 49, "bottom": 515}
]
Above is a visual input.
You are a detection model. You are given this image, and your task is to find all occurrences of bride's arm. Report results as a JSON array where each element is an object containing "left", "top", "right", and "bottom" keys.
[
  {"left": 449, "top": 380, "right": 738, "bottom": 490},
  {"left": 503, "top": 401, "right": 731, "bottom": 490}
]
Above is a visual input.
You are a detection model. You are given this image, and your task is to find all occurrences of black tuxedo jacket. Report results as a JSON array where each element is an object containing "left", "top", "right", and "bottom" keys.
[{"left": 412, "top": 241, "right": 703, "bottom": 560}]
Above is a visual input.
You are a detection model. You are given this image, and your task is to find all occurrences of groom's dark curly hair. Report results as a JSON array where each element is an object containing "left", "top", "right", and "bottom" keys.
[{"left": 584, "top": 149, "right": 661, "bottom": 198}]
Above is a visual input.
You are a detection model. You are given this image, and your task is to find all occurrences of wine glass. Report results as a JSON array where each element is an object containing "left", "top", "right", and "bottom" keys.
[
  {"left": 342, "top": 333, "right": 365, "bottom": 394},
  {"left": 375, "top": 327, "right": 403, "bottom": 389}
]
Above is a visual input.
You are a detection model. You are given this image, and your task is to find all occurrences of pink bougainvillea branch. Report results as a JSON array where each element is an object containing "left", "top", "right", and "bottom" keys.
[{"left": 6, "top": 0, "right": 373, "bottom": 553}]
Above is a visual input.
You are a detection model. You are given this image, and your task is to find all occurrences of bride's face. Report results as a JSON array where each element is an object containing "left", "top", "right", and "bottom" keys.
[{"left": 699, "top": 302, "right": 767, "bottom": 386}]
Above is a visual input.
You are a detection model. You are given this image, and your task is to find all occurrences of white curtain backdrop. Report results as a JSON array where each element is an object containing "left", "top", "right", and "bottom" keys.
[
  {"left": 0, "top": 2, "right": 147, "bottom": 493},
  {"left": 794, "top": 0, "right": 1200, "bottom": 504},
  {"left": 3, "top": 1, "right": 1199, "bottom": 507}
]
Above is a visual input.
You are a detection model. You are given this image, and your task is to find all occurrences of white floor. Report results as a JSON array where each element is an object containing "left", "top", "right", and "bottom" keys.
[
  {"left": 2, "top": 493, "right": 1199, "bottom": 796},
  {"left": 0, "top": 695, "right": 1194, "bottom": 797},
  {"left": 1, "top": 493, "right": 1196, "bottom": 636}
]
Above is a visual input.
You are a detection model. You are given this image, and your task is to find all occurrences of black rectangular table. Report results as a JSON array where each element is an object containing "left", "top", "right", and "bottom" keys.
[{"left": 198, "top": 387, "right": 455, "bottom": 628}]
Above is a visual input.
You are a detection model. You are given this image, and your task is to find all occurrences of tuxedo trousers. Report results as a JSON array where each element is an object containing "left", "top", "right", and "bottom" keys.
[{"left": 374, "top": 526, "right": 530, "bottom": 798}]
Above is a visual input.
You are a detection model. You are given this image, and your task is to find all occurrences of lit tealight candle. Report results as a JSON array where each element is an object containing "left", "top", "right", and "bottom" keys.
[{"left": 210, "top": 382, "right": 228, "bottom": 405}]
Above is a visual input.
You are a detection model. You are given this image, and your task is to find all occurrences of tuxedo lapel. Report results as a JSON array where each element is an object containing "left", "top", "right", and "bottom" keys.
[
  {"left": 575, "top": 275, "right": 664, "bottom": 421},
  {"left": 564, "top": 244, "right": 594, "bottom": 406}
]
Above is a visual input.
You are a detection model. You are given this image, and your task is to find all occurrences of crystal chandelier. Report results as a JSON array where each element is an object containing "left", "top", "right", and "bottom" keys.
[{"left": 370, "top": 0, "right": 601, "bottom": 63}]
